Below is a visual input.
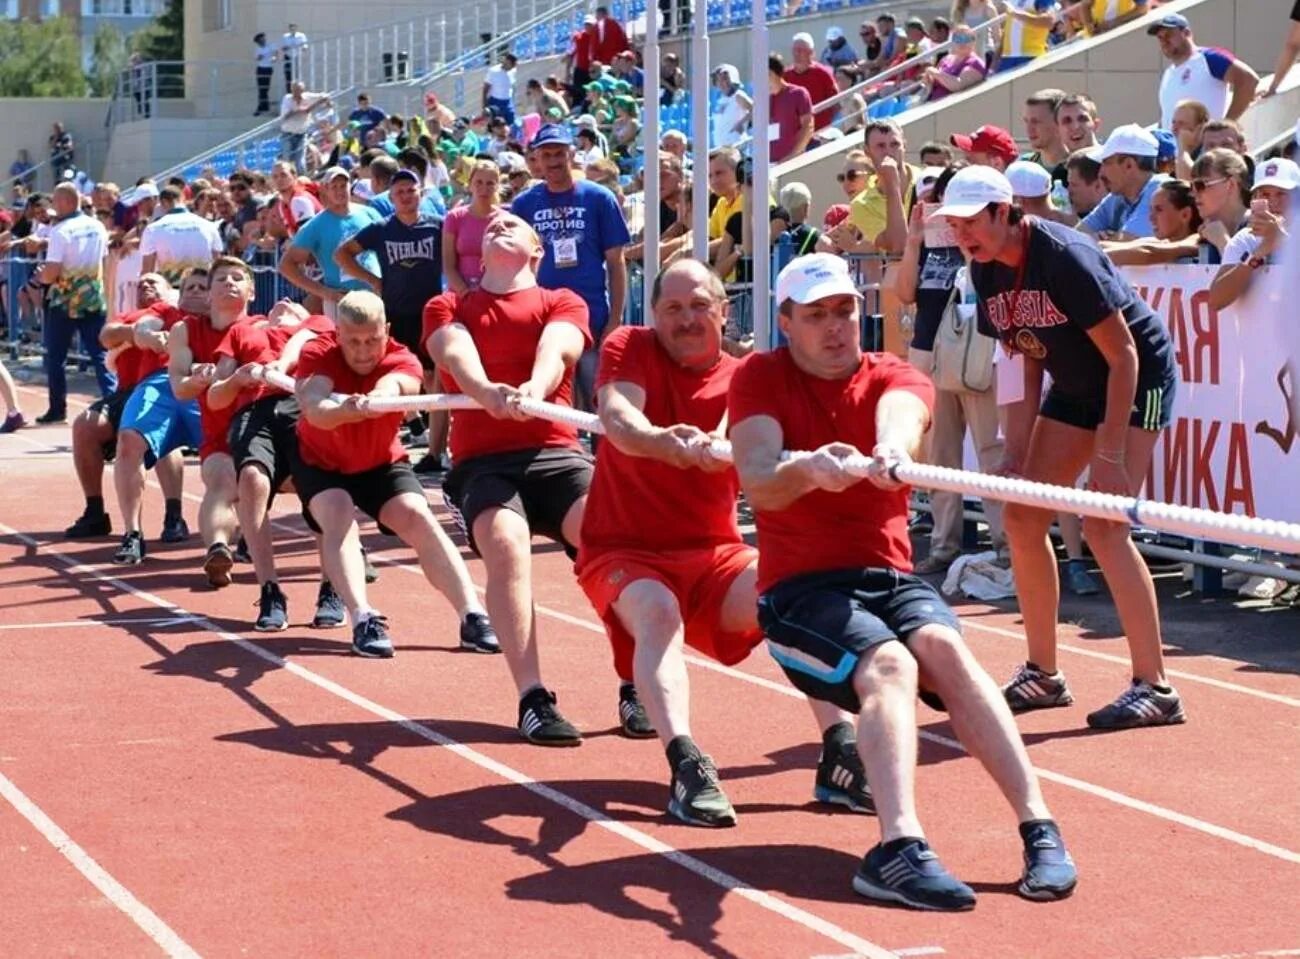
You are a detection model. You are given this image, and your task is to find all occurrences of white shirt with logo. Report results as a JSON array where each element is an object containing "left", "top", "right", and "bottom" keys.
[
  {"left": 1158, "top": 46, "right": 1236, "bottom": 128},
  {"left": 140, "top": 209, "right": 224, "bottom": 280}
]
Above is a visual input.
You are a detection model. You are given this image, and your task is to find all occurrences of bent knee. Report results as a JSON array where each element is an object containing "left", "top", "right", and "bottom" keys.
[
  {"left": 615, "top": 581, "right": 683, "bottom": 645},
  {"left": 908, "top": 625, "right": 971, "bottom": 676},
  {"left": 854, "top": 641, "right": 918, "bottom": 697},
  {"left": 1081, "top": 514, "right": 1130, "bottom": 549},
  {"left": 115, "top": 429, "right": 148, "bottom": 459},
  {"left": 473, "top": 508, "right": 532, "bottom": 558}
]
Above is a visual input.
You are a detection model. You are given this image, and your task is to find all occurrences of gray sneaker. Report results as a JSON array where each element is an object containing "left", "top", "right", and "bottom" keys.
[
  {"left": 1003, "top": 662, "right": 1074, "bottom": 712},
  {"left": 1086, "top": 680, "right": 1186, "bottom": 730}
]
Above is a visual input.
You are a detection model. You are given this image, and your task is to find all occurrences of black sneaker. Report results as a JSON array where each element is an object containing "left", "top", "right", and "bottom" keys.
[
  {"left": 853, "top": 839, "right": 976, "bottom": 912},
  {"left": 311, "top": 580, "right": 345, "bottom": 629},
  {"left": 1018, "top": 820, "right": 1078, "bottom": 901},
  {"left": 160, "top": 515, "right": 190, "bottom": 544},
  {"left": 1086, "top": 680, "right": 1186, "bottom": 730},
  {"left": 232, "top": 537, "right": 252, "bottom": 564},
  {"left": 814, "top": 739, "right": 875, "bottom": 814},
  {"left": 351, "top": 613, "right": 395, "bottom": 658},
  {"left": 35, "top": 409, "right": 66, "bottom": 425},
  {"left": 668, "top": 753, "right": 736, "bottom": 827},
  {"left": 459, "top": 611, "right": 500, "bottom": 653},
  {"left": 112, "top": 531, "right": 146, "bottom": 565},
  {"left": 254, "top": 581, "right": 289, "bottom": 632},
  {"left": 1003, "top": 662, "right": 1074, "bottom": 713},
  {"left": 203, "top": 542, "right": 234, "bottom": 588},
  {"left": 65, "top": 511, "right": 111, "bottom": 539},
  {"left": 617, "top": 683, "right": 656, "bottom": 738},
  {"left": 413, "top": 452, "right": 446, "bottom": 475},
  {"left": 517, "top": 687, "right": 582, "bottom": 746},
  {"left": 361, "top": 546, "right": 379, "bottom": 584}
]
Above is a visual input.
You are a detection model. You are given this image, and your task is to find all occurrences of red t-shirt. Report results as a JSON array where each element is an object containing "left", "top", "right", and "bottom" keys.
[
  {"left": 784, "top": 62, "right": 838, "bottom": 130},
  {"left": 113, "top": 305, "right": 179, "bottom": 393},
  {"left": 727, "top": 349, "right": 935, "bottom": 593},
  {"left": 769, "top": 84, "right": 813, "bottom": 164},
  {"left": 294, "top": 332, "right": 424, "bottom": 474},
  {"left": 577, "top": 328, "right": 741, "bottom": 563},
  {"left": 175, "top": 310, "right": 253, "bottom": 459},
  {"left": 215, "top": 314, "right": 334, "bottom": 411},
  {"left": 421, "top": 286, "right": 592, "bottom": 464}
]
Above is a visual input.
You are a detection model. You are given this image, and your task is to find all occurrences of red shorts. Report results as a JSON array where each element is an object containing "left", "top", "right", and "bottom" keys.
[
  {"left": 198, "top": 404, "right": 234, "bottom": 462},
  {"left": 577, "top": 542, "right": 763, "bottom": 682}
]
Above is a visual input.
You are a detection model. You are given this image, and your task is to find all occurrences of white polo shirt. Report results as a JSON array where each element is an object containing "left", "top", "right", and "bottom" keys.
[
  {"left": 1159, "top": 46, "right": 1237, "bottom": 128},
  {"left": 139, "top": 208, "right": 223, "bottom": 282},
  {"left": 484, "top": 64, "right": 516, "bottom": 101}
]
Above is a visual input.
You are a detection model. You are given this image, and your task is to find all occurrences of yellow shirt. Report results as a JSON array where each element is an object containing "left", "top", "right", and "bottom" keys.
[
  {"left": 708, "top": 191, "right": 743, "bottom": 240},
  {"left": 1089, "top": 0, "right": 1143, "bottom": 30},
  {"left": 1000, "top": 0, "right": 1056, "bottom": 59},
  {"left": 848, "top": 163, "right": 919, "bottom": 251}
]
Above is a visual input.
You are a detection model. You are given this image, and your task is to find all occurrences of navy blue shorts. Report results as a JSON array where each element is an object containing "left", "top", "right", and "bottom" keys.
[
  {"left": 757, "top": 567, "right": 962, "bottom": 714},
  {"left": 1041, "top": 375, "right": 1177, "bottom": 433}
]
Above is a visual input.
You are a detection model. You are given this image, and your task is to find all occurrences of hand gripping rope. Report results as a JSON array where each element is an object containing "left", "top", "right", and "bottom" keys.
[{"left": 251, "top": 367, "right": 1300, "bottom": 557}]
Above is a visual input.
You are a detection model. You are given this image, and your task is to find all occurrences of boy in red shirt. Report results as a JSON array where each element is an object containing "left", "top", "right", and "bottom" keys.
[
  {"left": 293, "top": 290, "right": 496, "bottom": 659},
  {"left": 728, "top": 253, "right": 1076, "bottom": 912},
  {"left": 577, "top": 260, "right": 870, "bottom": 828},
  {"left": 424, "top": 213, "right": 592, "bottom": 746}
]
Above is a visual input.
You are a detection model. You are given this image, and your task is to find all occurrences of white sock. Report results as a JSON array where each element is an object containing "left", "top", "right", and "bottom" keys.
[{"left": 350, "top": 607, "right": 378, "bottom": 628}]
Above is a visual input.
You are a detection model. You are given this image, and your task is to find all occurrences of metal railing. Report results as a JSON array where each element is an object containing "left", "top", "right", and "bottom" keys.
[{"left": 109, "top": 60, "right": 259, "bottom": 125}]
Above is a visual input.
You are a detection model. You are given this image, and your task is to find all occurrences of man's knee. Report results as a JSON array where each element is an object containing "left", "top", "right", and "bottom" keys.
[
  {"left": 1002, "top": 502, "right": 1053, "bottom": 539},
  {"left": 237, "top": 465, "right": 272, "bottom": 499},
  {"left": 380, "top": 494, "right": 431, "bottom": 540},
  {"left": 615, "top": 580, "right": 684, "bottom": 649},
  {"left": 908, "top": 625, "right": 971, "bottom": 678},
  {"left": 1081, "top": 514, "right": 1129, "bottom": 552},
  {"left": 310, "top": 491, "right": 356, "bottom": 537},
  {"left": 853, "top": 640, "right": 919, "bottom": 701},
  {"left": 116, "top": 429, "right": 148, "bottom": 464},
  {"left": 474, "top": 508, "right": 532, "bottom": 562}
]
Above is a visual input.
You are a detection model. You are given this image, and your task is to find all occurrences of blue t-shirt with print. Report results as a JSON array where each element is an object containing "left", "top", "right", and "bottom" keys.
[
  {"left": 291, "top": 203, "right": 383, "bottom": 291},
  {"left": 1081, "top": 174, "right": 1167, "bottom": 238},
  {"left": 972, "top": 218, "right": 1174, "bottom": 401},
  {"left": 511, "top": 179, "right": 631, "bottom": 335},
  {"left": 352, "top": 213, "right": 444, "bottom": 319},
  {"left": 370, "top": 189, "right": 446, "bottom": 219}
]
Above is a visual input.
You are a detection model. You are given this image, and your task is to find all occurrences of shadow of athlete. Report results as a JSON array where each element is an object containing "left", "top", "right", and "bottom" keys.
[{"left": 1255, "top": 366, "right": 1297, "bottom": 454}]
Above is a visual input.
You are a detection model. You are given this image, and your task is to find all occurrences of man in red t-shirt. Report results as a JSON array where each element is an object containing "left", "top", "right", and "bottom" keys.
[
  {"left": 293, "top": 290, "right": 496, "bottom": 659},
  {"left": 769, "top": 55, "right": 815, "bottom": 164},
  {"left": 785, "top": 33, "right": 839, "bottom": 131},
  {"left": 64, "top": 273, "right": 186, "bottom": 543},
  {"left": 729, "top": 254, "right": 1076, "bottom": 911},
  {"left": 168, "top": 256, "right": 258, "bottom": 587},
  {"left": 208, "top": 302, "right": 338, "bottom": 631},
  {"left": 424, "top": 213, "right": 592, "bottom": 746},
  {"left": 576, "top": 260, "right": 869, "bottom": 828}
]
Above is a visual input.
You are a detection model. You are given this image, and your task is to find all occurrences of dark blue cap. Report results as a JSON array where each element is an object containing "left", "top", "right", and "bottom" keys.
[
  {"left": 529, "top": 123, "right": 574, "bottom": 150},
  {"left": 1147, "top": 13, "right": 1189, "bottom": 34},
  {"left": 1152, "top": 129, "right": 1177, "bottom": 162}
]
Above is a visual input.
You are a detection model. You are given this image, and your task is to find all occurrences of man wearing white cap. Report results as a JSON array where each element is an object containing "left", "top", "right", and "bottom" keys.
[
  {"left": 787, "top": 32, "right": 839, "bottom": 130},
  {"left": 710, "top": 65, "right": 752, "bottom": 149},
  {"left": 1078, "top": 124, "right": 1166, "bottom": 240},
  {"left": 1209, "top": 157, "right": 1300, "bottom": 309},
  {"left": 1006, "top": 159, "right": 1072, "bottom": 224},
  {"left": 729, "top": 251, "right": 1077, "bottom": 911},
  {"left": 935, "top": 165, "right": 1183, "bottom": 732},
  {"left": 822, "top": 27, "right": 859, "bottom": 69}
]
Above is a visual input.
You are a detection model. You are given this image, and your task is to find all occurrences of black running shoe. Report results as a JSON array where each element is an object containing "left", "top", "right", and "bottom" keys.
[
  {"left": 459, "top": 611, "right": 500, "bottom": 653},
  {"left": 254, "top": 581, "right": 289, "bottom": 632},
  {"left": 668, "top": 753, "right": 736, "bottom": 827},
  {"left": 617, "top": 683, "right": 656, "bottom": 739},
  {"left": 1086, "top": 680, "right": 1186, "bottom": 730},
  {"left": 35, "top": 409, "right": 66, "bottom": 425},
  {"left": 203, "top": 542, "right": 234, "bottom": 588},
  {"left": 232, "top": 537, "right": 251, "bottom": 564},
  {"left": 413, "top": 452, "right": 446, "bottom": 475},
  {"left": 311, "top": 580, "right": 345, "bottom": 629},
  {"left": 361, "top": 546, "right": 379, "bottom": 584},
  {"left": 65, "top": 511, "right": 111, "bottom": 539},
  {"left": 112, "top": 531, "right": 146, "bottom": 565},
  {"left": 517, "top": 687, "right": 582, "bottom": 746},
  {"left": 1018, "top": 820, "right": 1078, "bottom": 901},
  {"left": 351, "top": 613, "right": 395, "bottom": 658},
  {"left": 814, "top": 739, "right": 875, "bottom": 814},
  {"left": 853, "top": 839, "right": 976, "bottom": 912},
  {"left": 159, "top": 515, "right": 190, "bottom": 544}
]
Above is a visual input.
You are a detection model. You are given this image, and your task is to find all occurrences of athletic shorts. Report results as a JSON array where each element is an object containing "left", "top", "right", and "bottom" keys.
[
  {"left": 87, "top": 387, "right": 131, "bottom": 460},
  {"left": 118, "top": 370, "right": 202, "bottom": 470},
  {"left": 1041, "top": 375, "right": 1177, "bottom": 433},
  {"left": 442, "top": 447, "right": 593, "bottom": 559},
  {"left": 389, "top": 311, "right": 433, "bottom": 371},
  {"left": 757, "top": 567, "right": 962, "bottom": 714},
  {"left": 229, "top": 393, "right": 299, "bottom": 494},
  {"left": 578, "top": 542, "right": 762, "bottom": 683},
  {"left": 291, "top": 454, "right": 424, "bottom": 536}
]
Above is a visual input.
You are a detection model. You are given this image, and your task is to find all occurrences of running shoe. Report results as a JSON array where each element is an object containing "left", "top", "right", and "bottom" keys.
[
  {"left": 1003, "top": 662, "right": 1074, "bottom": 713},
  {"left": 517, "top": 687, "right": 582, "bottom": 746},
  {"left": 1065, "top": 560, "right": 1101, "bottom": 597},
  {"left": 668, "top": 753, "right": 736, "bottom": 827},
  {"left": 814, "top": 738, "right": 874, "bottom": 814},
  {"left": 112, "top": 530, "right": 146, "bottom": 565},
  {"left": 1086, "top": 680, "right": 1186, "bottom": 730},
  {"left": 203, "top": 542, "right": 234, "bottom": 588},
  {"left": 413, "top": 452, "right": 446, "bottom": 475},
  {"left": 65, "top": 510, "right": 111, "bottom": 539},
  {"left": 617, "top": 683, "right": 656, "bottom": 739},
  {"left": 913, "top": 552, "right": 957, "bottom": 576},
  {"left": 35, "top": 409, "right": 66, "bottom": 425},
  {"left": 1018, "top": 820, "right": 1078, "bottom": 901},
  {"left": 160, "top": 514, "right": 191, "bottom": 544},
  {"left": 232, "top": 536, "right": 251, "bottom": 564},
  {"left": 0, "top": 411, "right": 25, "bottom": 433},
  {"left": 311, "top": 580, "right": 346, "bottom": 629},
  {"left": 352, "top": 613, "right": 395, "bottom": 658},
  {"left": 853, "top": 838, "right": 976, "bottom": 912},
  {"left": 361, "top": 546, "right": 379, "bottom": 584},
  {"left": 459, "top": 611, "right": 500, "bottom": 653},
  {"left": 254, "top": 581, "right": 289, "bottom": 632}
]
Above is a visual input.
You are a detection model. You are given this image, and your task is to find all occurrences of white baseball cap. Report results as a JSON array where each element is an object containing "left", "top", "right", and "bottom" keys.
[
  {"left": 712, "top": 63, "right": 740, "bottom": 85},
  {"left": 930, "top": 165, "right": 1014, "bottom": 219},
  {"left": 1253, "top": 157, "right": 1300, "bottom": 192},
  {"left": 1005, "top": 160, "right": 1052, "bottom": 199},
  {"left": 1094, "top": 123, "right": 1159, "bottom": 161},
  {"left": 775, "top": 253, "right": 862, "bottom": 305},
  {"left": 792, "top": 31, "right": 815, "bottom": 49},
  {"left": 826, "top": 26, "right": 845, "bottom": 42}
]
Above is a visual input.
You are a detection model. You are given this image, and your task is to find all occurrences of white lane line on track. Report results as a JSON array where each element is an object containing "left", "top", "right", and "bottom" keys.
[
  {"left": 0, "top": 521, "right": 898, "bottom": 959},
  {"left": 0, "top": 769, "right": 201, "bottom": 959},
  {"left": 0, "top": 616, "right": 202, "bottom": 631}
]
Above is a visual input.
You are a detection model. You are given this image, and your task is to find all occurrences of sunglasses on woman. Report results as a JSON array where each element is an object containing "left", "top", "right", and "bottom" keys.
[
  {"left": 1191, "top": 177, "right": 1227, "bottom": 193},
  {"left": 836, "top": 170, "right": 867, "bottom": 183}
]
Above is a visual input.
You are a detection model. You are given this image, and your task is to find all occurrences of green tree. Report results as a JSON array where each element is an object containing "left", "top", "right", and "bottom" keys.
[
  {"left": 0, "top": 18, "right": 87, "bottom": 97},
  {"left": 88, "top": 23, "right": 131, "bottom": 98},
  {"left": 133, "top": 0, "right": 184, "bottom": 63}
]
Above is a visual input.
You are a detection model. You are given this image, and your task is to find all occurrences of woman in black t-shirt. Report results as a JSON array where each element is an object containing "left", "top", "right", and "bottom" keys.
[{"left": 935, "top": 165, "right": 1184, "bottom": 733}]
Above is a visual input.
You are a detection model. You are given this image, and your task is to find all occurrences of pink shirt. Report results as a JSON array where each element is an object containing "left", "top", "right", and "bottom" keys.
[
  {"left": 444, "top": 204, "right": 494, "bottom": 288},
  {"left": 769, "top": 84, "right": 813, "bottom": 163},
  {"left": 927, "top": 53, "right": 986, "bottom": 102}
]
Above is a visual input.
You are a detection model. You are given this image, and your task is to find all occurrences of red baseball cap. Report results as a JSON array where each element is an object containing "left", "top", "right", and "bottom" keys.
[{"left": 949, "top": 125, "right": 1018, "bottom": 164}]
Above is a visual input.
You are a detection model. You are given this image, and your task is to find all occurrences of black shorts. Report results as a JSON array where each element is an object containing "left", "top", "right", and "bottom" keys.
[
  {"left": 757, "top": 567, "right": 963, "bottom": 714},
  {"left": 389, "top": 311, "right": 433, "bottom": 371},
  {"left": 88, "top": 388, "right": 131, "bottom": 460},
  {"left": 228, "top": 394, "right": 300, "bottom": 493},
  {"left": 291, "top": 455, "right": 424, "bottom": 536},
  {"left": 1041, "top": 374, "right": 1177, "bottom": 433},
  {"left": 442, "top": 447, "right": 593, "bottom": 559}
]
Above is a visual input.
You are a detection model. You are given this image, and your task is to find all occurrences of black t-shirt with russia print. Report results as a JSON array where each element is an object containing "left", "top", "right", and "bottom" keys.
[
  {"left": 1293, "top": 0, "right": 1300, "bottom": 21},
  {"left": 971, "top": 217, "right": 1175, "bottom": 401}
]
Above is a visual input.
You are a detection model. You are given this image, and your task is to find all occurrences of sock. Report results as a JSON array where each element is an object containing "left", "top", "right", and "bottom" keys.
[
  {"left": 821, "top": 720, "right": 855, "bottom": 755},
  {"left": 350, "top": 607, "right": 377, "bottom": 627},
  {"left": 665, "top": 734, "right": 700, "bottom": 772},
  {"left": 619, "top": 681, "right": 636, "bottom": 698},
  {"left": 164, "top": 497, "right": 182, "bottom": 520},
  {"left": 880, "top": 836, "right": 926, "bottom": 856},
  {"left": 1026, "top": 660, "right": 1057, "bottom": 676},
  {"left": 1151, "top": 682, "right": 1173, "bottom": 694},
  {"left": 85, "top": 495, "right": 105, "bottom": 517}
]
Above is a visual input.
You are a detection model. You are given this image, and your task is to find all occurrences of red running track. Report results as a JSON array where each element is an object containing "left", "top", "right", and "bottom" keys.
[{"left": 1, "top": 396, "right": 1299, "bottom": 959}]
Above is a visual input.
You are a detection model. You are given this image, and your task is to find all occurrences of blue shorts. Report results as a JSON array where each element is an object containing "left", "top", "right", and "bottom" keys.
[
  {"left": 119, "top": 370, "right": 202, "bottom": 469},
  {"left": 757, "top": 567, "right": 962, "bottom": 714}
]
